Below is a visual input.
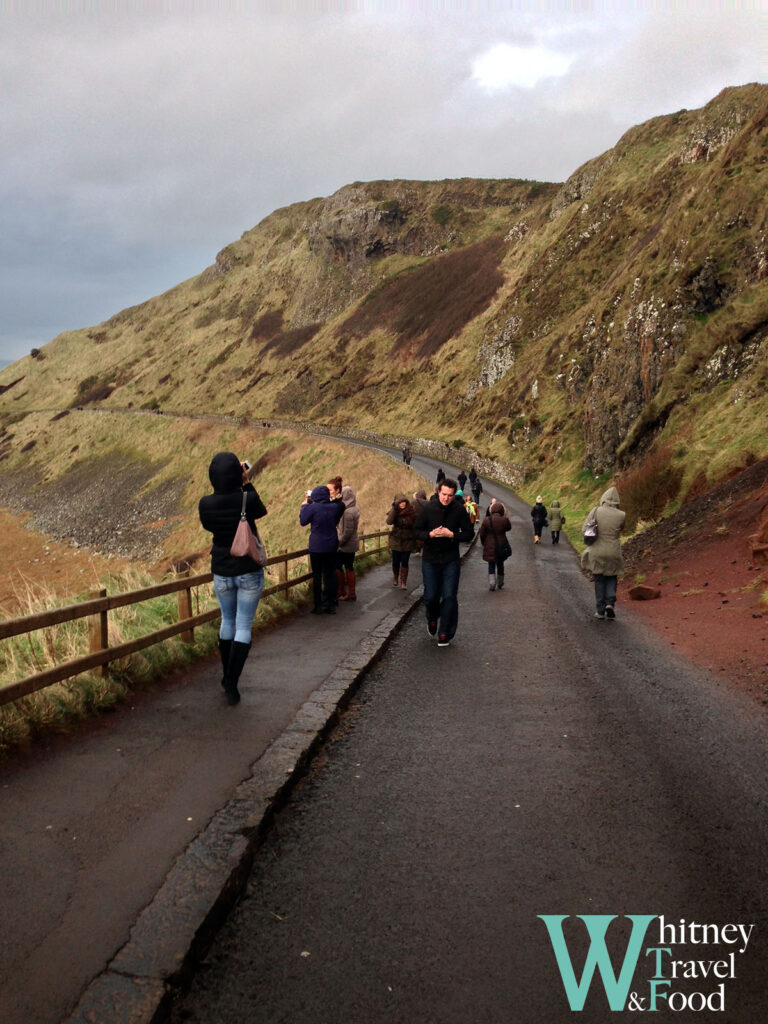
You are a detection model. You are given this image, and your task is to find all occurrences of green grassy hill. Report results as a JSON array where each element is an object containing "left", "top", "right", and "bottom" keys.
[{"left": 2, "top": 83, "right": 767, "bottom": 527}]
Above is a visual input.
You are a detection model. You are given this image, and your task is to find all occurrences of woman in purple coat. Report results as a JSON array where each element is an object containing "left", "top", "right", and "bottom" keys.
[{"left": 300, "top": 485, "right": 344, "bottom": 614}]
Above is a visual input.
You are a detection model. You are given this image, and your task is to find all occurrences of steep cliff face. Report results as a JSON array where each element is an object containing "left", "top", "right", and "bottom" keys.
[{"left": 2, "top": 84, "right": 767, "bottom": 509}]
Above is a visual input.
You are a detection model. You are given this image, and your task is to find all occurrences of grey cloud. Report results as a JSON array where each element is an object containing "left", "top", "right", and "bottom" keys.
[{"left": 0, "top": 6, "right": 764, "bottom": 361}]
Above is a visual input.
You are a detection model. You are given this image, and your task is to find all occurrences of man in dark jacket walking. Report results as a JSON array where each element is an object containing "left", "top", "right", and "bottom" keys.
[{"left": 414, "top": 478, "right": 473, "bottom": 647}]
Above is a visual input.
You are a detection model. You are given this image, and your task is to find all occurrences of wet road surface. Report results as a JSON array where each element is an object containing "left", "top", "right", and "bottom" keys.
[{"left": 170, "top": 481, "right": 768, "bottom": 1023}]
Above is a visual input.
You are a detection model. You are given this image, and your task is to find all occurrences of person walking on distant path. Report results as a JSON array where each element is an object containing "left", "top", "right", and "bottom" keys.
[
  {"left": 415, "top": 478, "right": 473, "bottom": 647},
  {"left": 336, "top": 485, "right": 360, "bottom": 601},
  {"left": 471, "top": 474, "right": 483, "bottom": 506},
  {"left": 479, "top": 499, "right": 512, "bottom": 590},
  {"left": 549, "top": 499, "right": 565, "bottom": 544},
  {"left": 457, "top": 469, "right": 468, "bottom": 492},
  {"left": 387, "top": 493, "right": 418, "bottom": 590},
  {"left": 581, "top": 486, "right": 626, "bottom": 620},
  {"left": 436, "top": 467, "right": 446, "bottom": 487},
  {"left": 198, "top": 452, "right": 268, "bottom": 706},
  {"left": 300, "top": 485, "right": 344, "bottom": 614},
  {"left": 531, "top": 495, "right": 548, "bottom": 544}
]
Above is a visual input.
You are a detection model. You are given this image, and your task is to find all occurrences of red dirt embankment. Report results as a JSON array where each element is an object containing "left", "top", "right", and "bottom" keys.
[{"left": 620, "top": 457, "right": 768, "bottom": 703}]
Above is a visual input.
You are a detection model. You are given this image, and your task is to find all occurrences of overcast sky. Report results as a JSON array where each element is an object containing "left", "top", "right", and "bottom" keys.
[{"left": 0, "top": 1, "right": 764, "bottom": 363}]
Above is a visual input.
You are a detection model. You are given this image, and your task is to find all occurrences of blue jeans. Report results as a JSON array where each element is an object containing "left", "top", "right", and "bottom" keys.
[
  {"left": 593, "top": 574, "right": 617, "bottom": 615},
  {"left": 213, "top": 571, "right": 265, "bottom": 643},
  {"left": 422, "top": 558, "right": 461, "bottom": 640}
]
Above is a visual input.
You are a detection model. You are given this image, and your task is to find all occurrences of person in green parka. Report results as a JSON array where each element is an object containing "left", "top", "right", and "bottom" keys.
[
  {"left": 549, "top": 499, "right": 565, "bottom": 544},
  {"left": 581, "top": 486, "right": 626, "bottom": 620}
]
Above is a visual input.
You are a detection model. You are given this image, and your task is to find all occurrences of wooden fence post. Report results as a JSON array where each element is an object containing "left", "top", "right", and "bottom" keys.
[
  {"left": 88, "top": 589, "right": 108, "bottom": 676},
  {"left": 359, "top": 522, "right": 365, "bottom": 553},
  {"left": 177, "top": 570, "right": 194, "bottom": 642},
  {"left": 277, "top": 550, "right": 288, "bottom": 588}
]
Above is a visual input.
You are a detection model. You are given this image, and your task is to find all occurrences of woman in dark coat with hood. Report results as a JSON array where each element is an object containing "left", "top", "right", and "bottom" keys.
[
  {"left": 386, "top": 493, "right": 418, "bottom": 590},
  {"left": 300, "top": 485, "right": 344, "bottom": 613},
  {"left": 479, "top": 499, "right": 512, "bottom": 590},
  {"left": 198, "top": 452, "right": 267, "bottom": 705}
]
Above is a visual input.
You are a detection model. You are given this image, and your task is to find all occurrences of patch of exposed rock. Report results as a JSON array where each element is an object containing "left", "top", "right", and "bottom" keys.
[{"left": 0, "top": 456, "right": 187, "bottom": 560}]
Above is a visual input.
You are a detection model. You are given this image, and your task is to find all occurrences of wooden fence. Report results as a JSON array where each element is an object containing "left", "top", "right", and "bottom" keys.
[{"left": 0, "top": 530, "right": 389, "bottom": 708}]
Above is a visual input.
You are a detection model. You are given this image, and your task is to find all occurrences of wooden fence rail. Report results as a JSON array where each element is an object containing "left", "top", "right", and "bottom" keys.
[{"left": 0, "top": 529, "right": 389, "bottom": 708}]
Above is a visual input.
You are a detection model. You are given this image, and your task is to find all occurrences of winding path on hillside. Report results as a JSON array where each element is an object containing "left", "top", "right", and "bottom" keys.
[{"left": 171, "top": 456, "right": 768, "bottom": 1024}]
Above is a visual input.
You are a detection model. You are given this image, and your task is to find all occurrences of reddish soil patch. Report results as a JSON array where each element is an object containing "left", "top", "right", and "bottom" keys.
[
  {"left": 0, "top": 508, "right": 139, "bottom": 617},
  {"left": 620, "top": 458, "right": 768, "bottom": 704}
]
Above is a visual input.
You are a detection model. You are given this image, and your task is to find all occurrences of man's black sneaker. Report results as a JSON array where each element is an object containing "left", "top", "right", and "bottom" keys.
[
  {"left": 427, "top": 620, "right": 437, "bottom": 637},
  {"left": 605, "top": 605, "right": 616, "bottom": 619},
  {"left": 437, "top": 634, "right": 450, "bottom": 647}
]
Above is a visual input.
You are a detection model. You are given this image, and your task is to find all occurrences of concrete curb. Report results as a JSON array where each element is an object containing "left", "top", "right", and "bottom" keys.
[{"left": 65, "top": 538, "right": 476, "bottom": 1024}]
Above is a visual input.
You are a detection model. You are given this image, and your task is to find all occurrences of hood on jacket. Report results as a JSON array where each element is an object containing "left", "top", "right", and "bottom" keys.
[
  {"left": 310, "top": 485, "right": 331, "bottom": 503},
  {"left": 394, "top": 493, "right": 410, "bottom": 506},
  {"left": 600, "top": 486, "right": 621, "bottom": 507},
  {"left": 341, "top": 486, "right": 357, "bottom": 508},
  {"left": 414, "top": 490, "right": 427, "bottom": 502},
  {"left": 550, "top": 500, "right": 561, "bottom": 509},
  {"left": 490, "top": 500, "right": 506, "bottom": 515},
  {"left": 208, "top": 452, "right": 243, "bottom": 494}
]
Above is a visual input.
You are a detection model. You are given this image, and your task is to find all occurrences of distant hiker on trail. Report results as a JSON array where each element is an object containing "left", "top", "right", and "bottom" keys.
[
  {"left": 549, "top": 500, "right": 565, "bottom": 544},
  {"left": 414, "top": 477, "right": 474, "bottom": 648},
  {"left": 469, "top": 469, "right": 483, "bottom": 505},
  {"left": 479, "top": 499, "right": 512, "bottom": 590},
  {"left": 412, "top": 489, "right": 428, "bottom": 518},
  {"left": 336, "top": 486, "right": 360, "bottom": 602},
  {"left": 405, "top": 447, "right": 412, "bottom": 466},
  {"left": 581, "top": 486, "right": 626, "bottom": 620},
  {"left": 463, "top": 492, "right": 479, "bottom": 525},
  {"left": 402, "top": 446, "right": 408, "bottom": 462},
  {"left": 457, "top": 470, "right": 468, "bottom": 491},
  {"left": 531, "top": 495, "right": 548, "bottom": 544},
  {"left": 198, "top": 452, "right": 268, "bottom": 706},
  {"left": 387, "top": 494, "right": 418, "bottom": 590},
  {"left": 300, "top": 485, "right": 344, "bottom": 614},
  {"left": 436, "top": 467, "right": 446, "bottom": 487}
]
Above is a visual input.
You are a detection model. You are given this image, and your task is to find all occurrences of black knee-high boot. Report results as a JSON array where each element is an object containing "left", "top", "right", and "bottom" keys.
[
  {"left": 224, "top": 641, "right": 251, "bottom": 705},
  {"left": 218, "top": 637, "right": 233, "bottom": 690}
]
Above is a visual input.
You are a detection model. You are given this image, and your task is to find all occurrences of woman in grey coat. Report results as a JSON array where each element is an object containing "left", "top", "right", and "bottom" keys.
[
  {"left": 336, "top": 486, "right": 360, "bottom": 601},
  {"left": 581, "top": 486, "right": 626, "bottom": 619}
]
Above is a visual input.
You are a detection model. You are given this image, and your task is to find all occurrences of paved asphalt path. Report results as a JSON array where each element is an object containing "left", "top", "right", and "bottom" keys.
[
  {"left": 0, "top": 454, "right": 438, "bottom": 1024},
  {"left": 170, "top": 470, "right": 768, "bottom": 1023}
]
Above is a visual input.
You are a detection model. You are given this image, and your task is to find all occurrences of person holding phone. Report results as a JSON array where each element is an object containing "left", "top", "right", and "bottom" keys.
[
  {"left": 198, "top": 452, "right": 267, "bottom": 705},
  {"left": 300, "top": 484, "right": 344, "bottom": 613}
]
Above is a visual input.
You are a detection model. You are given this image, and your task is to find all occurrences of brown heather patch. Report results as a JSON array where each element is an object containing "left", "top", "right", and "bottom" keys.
[
  {"left": 250, "top": 309, "right": 284, "bottom": 342},
  {"left": 338, "top": 236, "right": 506, "bottom": 360},
  {"left": 263, "top": 323, "right": 324, "bottom": 357}
]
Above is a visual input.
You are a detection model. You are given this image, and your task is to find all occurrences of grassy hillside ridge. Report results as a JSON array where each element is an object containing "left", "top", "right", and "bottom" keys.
[
  {"left": 2, "top": 84, "right": 767, "bottom": 530},
  {"left": 0, "top": 411, "right": 431, "bottom": 571}
]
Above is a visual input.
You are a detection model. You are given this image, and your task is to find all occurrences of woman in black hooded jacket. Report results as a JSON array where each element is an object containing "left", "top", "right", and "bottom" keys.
[{"left": 199, "top": 452, "right": 267, "bottom": 705}]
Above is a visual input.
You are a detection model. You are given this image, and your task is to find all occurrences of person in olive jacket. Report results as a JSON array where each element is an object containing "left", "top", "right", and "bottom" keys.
[
  {"left": 479, "top": 499, "right": 512, "bottom": 590},
  {"left": 581, "top": 485, "right": 626, "bottom": 620},
  {"left": 300, "top": 485, "right": 344, "bottom": 614},
  {"left": 386, "top": 493, "right": 418, "bottom": 590},
  {"left": 198, "top": 451, "right": 268, "bottom": 706},
  {"left": 549, "top": 499, "right": 565, "bottom": 544},
  {"left": 414, "top": 478, "right": 474, "bottom": 647}
]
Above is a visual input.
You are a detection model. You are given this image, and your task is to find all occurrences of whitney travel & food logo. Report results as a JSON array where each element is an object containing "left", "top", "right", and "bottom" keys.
[{"left": 539, "top": 914, "right": 755, "bottom": 1013}]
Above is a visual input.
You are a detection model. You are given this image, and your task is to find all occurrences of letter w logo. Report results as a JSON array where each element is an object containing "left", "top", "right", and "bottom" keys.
[{"left": 538, "top": 914, "right": 657, "bottom": 1011}]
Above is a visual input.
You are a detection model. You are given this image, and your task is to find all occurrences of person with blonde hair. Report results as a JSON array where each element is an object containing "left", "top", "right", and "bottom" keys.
[{"left": 531, "top": 495, "right": 548, "bottom": 544}]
